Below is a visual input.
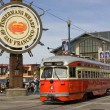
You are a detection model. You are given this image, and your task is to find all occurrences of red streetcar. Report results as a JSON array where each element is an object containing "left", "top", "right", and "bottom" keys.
[{"left": 40, "top": 56, "right": 110, "bottom": 102}]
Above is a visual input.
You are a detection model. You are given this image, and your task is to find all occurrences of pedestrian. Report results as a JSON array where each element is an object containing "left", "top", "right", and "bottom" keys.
[
  {"left": 1, "top": 83, "right": 6, "bottom": 93},
  {"left": 27, "top": 83, "right": 31, "bottom": 93},
  {"left": 30, "top": 83, "right": 34, "bottom": 93},
  {"left": 34, "top": 77, "right": 39, "bottom": 94},
  {"left": 6, "top": 79, "right": 9, "bottom": 88}
]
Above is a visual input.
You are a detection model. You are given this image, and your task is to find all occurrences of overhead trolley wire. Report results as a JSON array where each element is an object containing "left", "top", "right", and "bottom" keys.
[{"left": 23, "top": 0, "right": 88, "bottom": 33}]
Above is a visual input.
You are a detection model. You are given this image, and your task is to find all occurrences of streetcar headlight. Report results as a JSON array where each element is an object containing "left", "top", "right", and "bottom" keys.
[{"left": 50, "top": 86, "right": 54, "bottom": 90}]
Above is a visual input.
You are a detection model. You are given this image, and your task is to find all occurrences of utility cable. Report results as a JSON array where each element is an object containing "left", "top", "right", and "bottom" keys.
[{"left": 23, "top": 0, "right": 89, "bottom": 33}]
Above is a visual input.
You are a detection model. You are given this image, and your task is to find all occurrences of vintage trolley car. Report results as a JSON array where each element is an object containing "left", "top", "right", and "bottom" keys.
[{"left": 40, "top": 56, "right": 110, "bottom": 102}]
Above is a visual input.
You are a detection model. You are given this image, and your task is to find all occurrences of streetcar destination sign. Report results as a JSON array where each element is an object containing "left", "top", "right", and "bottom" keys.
[{"left": 0, "top": 2, "right": 42, "bottom": 54}]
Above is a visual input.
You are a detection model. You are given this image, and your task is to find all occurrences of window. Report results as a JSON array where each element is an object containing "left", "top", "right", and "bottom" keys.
[
  {"left": 91, "top": 72, "right": 94, "bottom": 78},
  {"left": 82, "top": 71, "right": 85, "bottom": 78},
  {"left": 109, "top": 73, "right": 110, "bottom": 78},
  {"left": 69, "top": 67, "right": 76, "bottom": 78},
  {"left": 28, "top": 71, "right": 32, "bottom": 75},
  {"left": 2, "top": 68, "right": 6, "bottom": 74},
  {"left": 93, "top": 72, "right": 95, "bottom": 78},
  {"left": 96, "top": 72, "right": 98, "bottom": 78},
  {"left": 53, "top": 67, "right": 67, "bottom": 78},
  {"left": 98, "top": 72, "right": 100, "bottom": 78},
  {"left": 88, "top": 71, "right": 91, "bottom": 78},
  {"left": 79, "top": 38, "right": 98, "bottom": 59},
  {"left": 103, "top": 73, "right": 106, "bottom": 78},
  {"left": 78, "top": 71, "right": 81, "bottom": 78},
  {"left": 41, "top": 67, "right": 53, "bottom": 78},
  {"left": 24, "top": 70, "right": 27, "bottom": 73},
  {"left": 101, "top": 72, "right": 103, "bottom": 78}
]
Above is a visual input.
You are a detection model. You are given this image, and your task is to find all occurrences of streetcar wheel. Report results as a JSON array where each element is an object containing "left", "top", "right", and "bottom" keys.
[
  {"left": 82, "top": 93, "right": 87, "bottom": 101},
  {"left": 103, "top": 89, "right": 108, "bottom": 96}
]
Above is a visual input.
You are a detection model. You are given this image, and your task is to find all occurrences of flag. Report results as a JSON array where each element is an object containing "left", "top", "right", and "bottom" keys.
[
  {"left": 62, "top": 41, "right": 68, "bottom": 54},
  {"left": 105, "top": 51, "right": 110, "bottom": 59},
  {"left": 100, "top": 51, "right": 104, "bottom": 59}
]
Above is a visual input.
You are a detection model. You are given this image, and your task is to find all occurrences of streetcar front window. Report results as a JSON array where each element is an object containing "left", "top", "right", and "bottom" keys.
[
  {"left": 41, "top": 67, "right": 53, "bottom": 78},
  {"left": 53, "top": 67, "right": 67, "bottom": 78}
]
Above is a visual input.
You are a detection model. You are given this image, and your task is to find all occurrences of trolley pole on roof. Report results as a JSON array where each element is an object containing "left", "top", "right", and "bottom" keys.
[{"left": 67, "top": 19, "right": 71, "bottom": 55}]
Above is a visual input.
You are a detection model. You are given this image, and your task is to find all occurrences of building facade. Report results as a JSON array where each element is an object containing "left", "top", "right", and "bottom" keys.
[
  {"left": 0, "top": 64, "right": 40, "bottom": 83},
  {"left": 51, "top": 31, "right": 110, "bottom": 63}
]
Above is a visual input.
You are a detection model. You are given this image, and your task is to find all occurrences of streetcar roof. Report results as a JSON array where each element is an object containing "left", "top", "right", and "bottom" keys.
[{"left": 40, "top": 56, "right": 110, "bottom": 67}]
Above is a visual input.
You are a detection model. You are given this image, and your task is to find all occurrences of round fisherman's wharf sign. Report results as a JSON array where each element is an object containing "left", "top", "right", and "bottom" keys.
[{"left": 0, "top": 2, "right": 42, "bottom": 54}]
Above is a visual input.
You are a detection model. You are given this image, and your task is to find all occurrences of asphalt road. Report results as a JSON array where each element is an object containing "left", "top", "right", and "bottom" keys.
[{"left": 0, "top": 93, "right": 110, "bottom": 110}]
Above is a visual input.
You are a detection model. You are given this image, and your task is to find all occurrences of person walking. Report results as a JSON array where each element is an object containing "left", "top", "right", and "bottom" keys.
[
  {"left": 34, "top": 77, "right": 39, "bottom": 94},
  {"left": 6, "top": 79, "right": 9, "bottom": 88},
  {"left": 1, "top": 83, "right": 6, "bottom": 93}
]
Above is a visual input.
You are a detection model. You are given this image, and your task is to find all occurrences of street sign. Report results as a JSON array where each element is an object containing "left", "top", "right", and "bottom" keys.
[{"left": 0, "top": 2, "right": 42, "bottom": 54}]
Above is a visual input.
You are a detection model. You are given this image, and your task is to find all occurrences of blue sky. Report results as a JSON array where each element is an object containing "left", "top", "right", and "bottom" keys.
[{"left": 1, "top": 0, "right": 110, "bottom": 64}]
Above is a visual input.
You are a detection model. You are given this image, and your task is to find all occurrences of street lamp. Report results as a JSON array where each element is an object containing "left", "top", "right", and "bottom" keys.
[{"left": 67, "top": 19, "right": 71, "bottom": 55}]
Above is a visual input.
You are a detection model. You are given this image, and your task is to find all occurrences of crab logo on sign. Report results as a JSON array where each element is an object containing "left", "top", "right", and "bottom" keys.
[
  {"left": 0, "top": 2, "right": 42, "bottom": 54},
  {"left": 8, "top": 21, "right": 27, "bottom": 34}
]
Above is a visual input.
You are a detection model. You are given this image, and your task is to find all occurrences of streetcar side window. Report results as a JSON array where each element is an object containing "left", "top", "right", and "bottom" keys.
[
  {"left": 100, "top": 72, "right": 102, "bottom": 78},
  {"left": 69, "top": 67, "right": 76, "bottom": 78},
  {"left": 78, "top": 71, "right": 81, "bottom": 78},
  {"left": 107, "top": 73, "right": 109, "bottom": 78},
  {"left": 96, "top": 72, "right": 98, "bottom": 78},
  {"left": 91, "top": 72, "right": 94, "bottom": 78},
  {"left": 93, "top": 72, "right": 95, "bottom": 78},
  {"left": 88, "top": 71, "right": 91, "bottom": 78},
  {"left": 103, "top": 73, "right": 106, "bottom": 78},
  {"left": 109, "top": 73, "right": 110, "bottom": 78},
  {"left": 85, "top": 71, "right": 88, "bottom": 78},
  {"left": 82, "top": 71, "right": 85, "bottom": 78}
]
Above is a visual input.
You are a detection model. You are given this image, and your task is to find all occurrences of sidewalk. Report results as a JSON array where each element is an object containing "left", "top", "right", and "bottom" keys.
[
  {"left": 0, "top": 93, "right": 40, "bottom": 110},
  {"left": 0, "top": 92, "right": 40, "bottom": 100}
]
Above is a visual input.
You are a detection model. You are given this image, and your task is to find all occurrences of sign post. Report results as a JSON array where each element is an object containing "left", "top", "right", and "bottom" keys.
[{"left": 6, "top": 0, "right": 24, "bottom": 96}]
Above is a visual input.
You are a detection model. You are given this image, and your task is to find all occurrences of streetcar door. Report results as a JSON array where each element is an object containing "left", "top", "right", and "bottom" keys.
[{"left": 69, "top": 67, "right": 76, "bottom": 92}]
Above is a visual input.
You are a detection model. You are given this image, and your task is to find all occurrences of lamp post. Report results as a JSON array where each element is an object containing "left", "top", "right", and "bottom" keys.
[
  {"left": 67, "top": 19, "right": 71, "bottom": 55},
  {"left": 102, "top": 41, "right": 106, "bottom": 63}
]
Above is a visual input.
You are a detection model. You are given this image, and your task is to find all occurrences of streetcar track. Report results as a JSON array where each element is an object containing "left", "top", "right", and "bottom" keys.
[
  {"left": 1, "top": 102, "right": 64, "bottom": 110},
  {"left": 1, "top": 93, "right": 110, "bottom": 110}
]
